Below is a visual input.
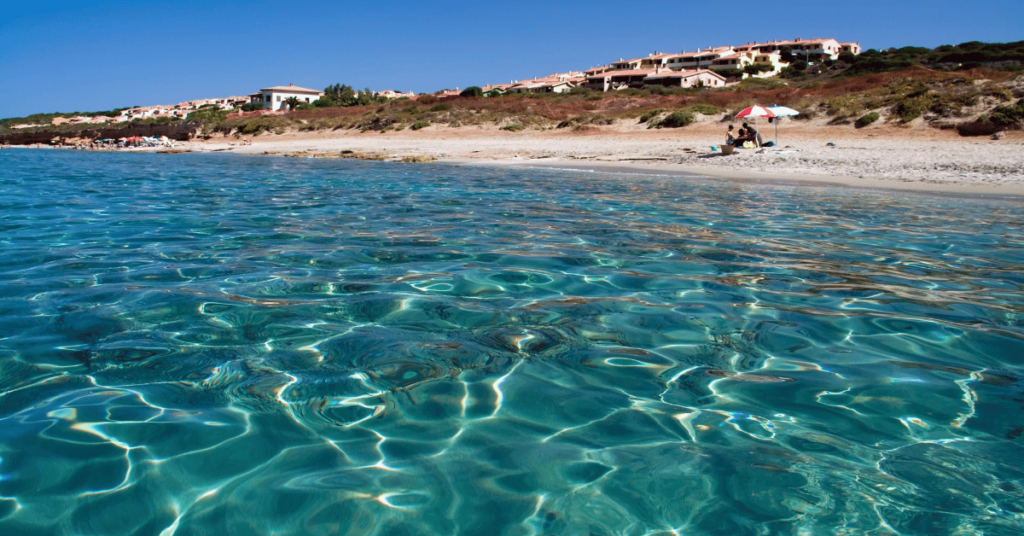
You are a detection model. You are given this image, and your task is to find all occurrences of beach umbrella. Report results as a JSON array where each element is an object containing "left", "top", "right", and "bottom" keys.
[
  {"left": 734, "top": 106, "right": 776, "bottom": 145},
  {"left": 734, "top": 105, "right": 776, "bottom": 119},
  {"left": 767, "top": 105, "right": 800, "bottom": 144}
]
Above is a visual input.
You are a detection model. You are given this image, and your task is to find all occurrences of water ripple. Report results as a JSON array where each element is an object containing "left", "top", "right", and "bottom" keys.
[{"left": 1, "top": 150, "right": 1023, "bottom": 535}]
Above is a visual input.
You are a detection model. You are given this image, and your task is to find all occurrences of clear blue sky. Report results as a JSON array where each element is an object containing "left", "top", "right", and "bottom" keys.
[{"left": 1, "top": 0, "right": 1020, "bottom": 119}]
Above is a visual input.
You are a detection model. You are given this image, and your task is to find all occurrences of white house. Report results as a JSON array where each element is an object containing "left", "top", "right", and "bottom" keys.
[
  {"left": 667, "top": 47, "right": 734, "bottom": 70},
  {"left": 644, "top": 69, "right": 728, "bottom": 89},
  {"left": 736, "top": 38, "right": 848, "bottom": 62},
  {"left": 376, "top": 90, "right": 416, "bottom": 100},
  {"left": 840, "top": 42, "right": 862, "bottom": 55},
  {"left": 639, "top": 52, "right": 678, "bottom": 69},
  {"left": 254, "top": 84, "right": 325, "bottom": 111},
  {"left": 610, "top": 58, "right": 643, "bottom": 70},
  {"left": 584, "top": 68, "right": 657, "bottom": 91}
]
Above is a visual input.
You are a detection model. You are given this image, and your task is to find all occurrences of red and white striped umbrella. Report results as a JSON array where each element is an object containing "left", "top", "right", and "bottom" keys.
[
  {"left": 734, "top": 105, "right": 777, "bottom": 119},
  {"left": 734, "top": 106, "right": 776, "bottom": 147}
]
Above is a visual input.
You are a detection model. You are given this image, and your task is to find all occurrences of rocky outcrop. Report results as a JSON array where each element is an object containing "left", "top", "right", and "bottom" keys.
[{"left": 0, "top": 122, "right": 200, "bottom": 145}]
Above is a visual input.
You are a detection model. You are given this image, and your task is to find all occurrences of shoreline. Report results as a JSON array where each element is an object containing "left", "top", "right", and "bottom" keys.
[
  {"left": 9, "top": 125, "right": 1024, "bottom": 197},
  {"left": 442, "top": 158, "right": 1024, "bottom": 199}
]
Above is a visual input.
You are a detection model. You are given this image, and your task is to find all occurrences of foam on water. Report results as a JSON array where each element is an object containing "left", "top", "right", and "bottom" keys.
[{"left": 1, "top": 150, "right": 1023, "bottom": 535}]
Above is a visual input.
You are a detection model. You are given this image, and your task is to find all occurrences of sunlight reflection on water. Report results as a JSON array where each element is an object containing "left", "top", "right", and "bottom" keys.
[{"left": 0, "top": 150, "right": 1023, "bottom": 536}]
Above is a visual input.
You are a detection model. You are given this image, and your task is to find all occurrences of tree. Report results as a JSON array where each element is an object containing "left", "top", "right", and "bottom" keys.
[
  {"left": 283, "top": 96, "right": 302, "bottom": 110},
  {"left": 743, "top": 63, "right": 772, "bottom": 76},
  {"left": 780, "top": 47, "right": 793, "bottom": 63},
  {"left": 460, "top": 86, "right": 483, "bottom": 97},
  {"left": 324, "top": 83, "right": 356, "bottom": 106},
  {"left": 355, "top": 88, "right": 375, "bottom": 106}
]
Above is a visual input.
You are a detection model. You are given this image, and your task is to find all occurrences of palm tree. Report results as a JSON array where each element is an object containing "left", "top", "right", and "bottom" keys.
[{"left": 283, "top": 96, "right": 303, "bottom": 111}]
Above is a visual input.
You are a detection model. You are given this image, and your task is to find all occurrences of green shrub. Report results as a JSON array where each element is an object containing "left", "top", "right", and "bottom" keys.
[
  {"left": 688, "top": 103, "right": 720, "bottom": 115},
  {"left": 240, "top": 102, "right": 262, "bottom": 112},
  {"left": 652, "top": 110, "right": 695, "bottom": 128},
  {"left": 501, "top": 123, "right": 526, "bottom": 132},
  {"left": 736, "top": 77, "right": 786, "bottom": 90},
  {"left": 430, "top": 102, "right": 452, "bottom": 112},
  {"left": 227, "top": 115, "right": 293, "bottom": 136},
  {"left": 893, "top": 95, "right": 931, "bottom": 122},
  {"left": 855, "top": 112, "right": 880, "bottom": 128},
  {"left": 990, "top": 99, "right": 1024, "bottom": 127},
  {"left": 712, "top": 68, "right": 744, "bottom": 79},
  {"left": 838, "top": 51, "right": 856, "bottom": 64},
  {"left": 841, "top": 58, "right": 914, "bottom": 77},
  {"left": 238, "top": 122, "right": 262, "bottom": 135},
  {"left": 638, "top": 108, "right": 663, "bottom": 123},
  {"left": 410, "top": 121, "right": 430, "bottom": 130},
  {"left": 743, "top": 63, "right": 773, "bottom": 75},
  {"left": 985, "top": 87, "right": 1014, "bottom": 102},
  {"left": 779, "top": 66, "right": 801, "bottom": 78},
  {"left": 460, "top": 86, "right": 483, "bottom": 97},
  {"left": 134, "top": 116, "right": 181, "bottom": 124},
  {"left": 185, "top": 107, "right": 228, "bottom": 124}
]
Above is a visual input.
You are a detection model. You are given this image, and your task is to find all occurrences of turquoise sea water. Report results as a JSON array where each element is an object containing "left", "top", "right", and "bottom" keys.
[{"left": 1, "top": 149, "right": 1023, "bottom": 535}]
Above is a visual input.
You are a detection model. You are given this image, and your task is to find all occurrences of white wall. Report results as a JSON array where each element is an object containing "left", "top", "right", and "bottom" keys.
[{"left": 261, "top": 91, "right": 323, "bottom": 111}]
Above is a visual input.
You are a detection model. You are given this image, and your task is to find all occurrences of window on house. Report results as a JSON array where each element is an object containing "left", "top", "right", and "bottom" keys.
[{"left": 277, "top": 96, "right": 281, "bottom": 102}]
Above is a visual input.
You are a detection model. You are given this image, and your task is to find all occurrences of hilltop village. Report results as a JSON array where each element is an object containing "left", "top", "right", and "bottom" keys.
[
  {"left": 8, "top": 37, "right": 859, "bottom": 129},
  {"left": 485, "top": 37, "right": 860, "bottom": 95}
]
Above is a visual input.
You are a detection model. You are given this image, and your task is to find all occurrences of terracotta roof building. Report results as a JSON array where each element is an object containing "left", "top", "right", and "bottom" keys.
[{"left": 253, "top": 84, "right": 325, "bottom": 111}]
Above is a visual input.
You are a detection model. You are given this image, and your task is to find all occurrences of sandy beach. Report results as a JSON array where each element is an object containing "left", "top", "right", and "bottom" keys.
[
  {"left": 171, "top": 117, "right": 1024, "bottom": 197},
  {"left": 18, "top": 118, "right": 1022, "bottom": 197}
]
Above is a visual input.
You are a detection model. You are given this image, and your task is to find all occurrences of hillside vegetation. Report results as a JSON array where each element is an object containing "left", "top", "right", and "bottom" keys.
[
  {"left": 199, "top": 68, "right": 1022, "bottom": 138},
  {"left": 3, "top": 41, "right": 1023, "bottom": 142}
]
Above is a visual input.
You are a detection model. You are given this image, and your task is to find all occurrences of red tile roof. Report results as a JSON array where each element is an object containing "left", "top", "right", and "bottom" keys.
[
  {"left": 642, "top": 52, "right": 678, "bottom": 60},
  {"left": 587, "top": 68, "right": 657, "bottom": 79},
  {"left": 673, "top": 47, "right": 733, "bottom": 59},
  {"left": 644, "top": 69, "right": 725, "bottom": 80},
  {"left": 259, "top": 85, "right": 323, "bottom": 95}
]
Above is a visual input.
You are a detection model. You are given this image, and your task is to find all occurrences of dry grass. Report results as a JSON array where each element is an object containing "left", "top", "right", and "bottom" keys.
[{"left": 215, "top": 67, "right": 1016, "bottom": 136}]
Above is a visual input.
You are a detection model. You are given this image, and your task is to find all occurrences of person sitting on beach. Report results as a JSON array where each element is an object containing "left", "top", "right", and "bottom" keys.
[
  {"left": 733, "top": 127, "right": 746, "bottom": 146},
  {"left": 726, "top": 124, "right": 735, "bottom": 146},
  {"left": 741, "top": 122, "right": 763, "bottom": 147}
]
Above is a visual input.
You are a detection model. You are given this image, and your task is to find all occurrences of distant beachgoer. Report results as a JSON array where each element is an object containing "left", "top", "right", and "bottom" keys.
[
  {"left": 734, "top": 127, "right": 746, "bottom": 146},
  {"left": 726, "top": 124, "right": 735, "bottom": 146}
]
